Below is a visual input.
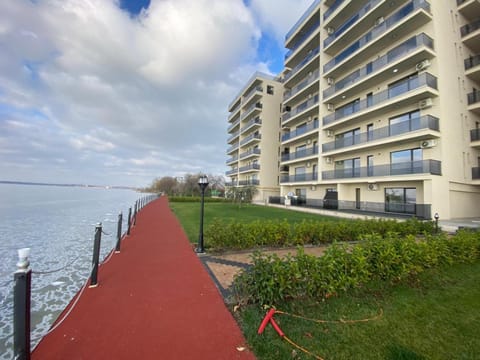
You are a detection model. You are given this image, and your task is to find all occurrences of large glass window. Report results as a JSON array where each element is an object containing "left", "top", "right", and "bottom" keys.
[
  {"left": 388, "top": 74, "right": 419, "bottom": 98},
  {"left": 335, "top": 128, "right": 360, "bottom": 147},
  {"left": 391, "top": 148, "right": 422, "bottom": 175},
  {"left": 389, "top": 110, "right": 420, "bottom": 136},
  {"left": 385, "top": 188, "right": 416, "bottom": 214},
  {"left": 335, "top": 158, "right": 360, "bottom": 178}
]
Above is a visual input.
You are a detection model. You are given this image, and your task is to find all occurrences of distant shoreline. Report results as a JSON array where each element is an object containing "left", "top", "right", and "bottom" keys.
[{"left": 0, "top": 180, "right": 136, "bottom": 190}]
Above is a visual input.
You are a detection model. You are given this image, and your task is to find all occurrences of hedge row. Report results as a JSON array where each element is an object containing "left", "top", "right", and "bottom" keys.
[
  {"left": 168, "top": 196, "right": 228, "bottom": 203},
  {"left": 205, "top": 218, "right": 436, "bottom": 251},
  {"left": 233, "top": 230, "right": 480, "bottom": 305}
]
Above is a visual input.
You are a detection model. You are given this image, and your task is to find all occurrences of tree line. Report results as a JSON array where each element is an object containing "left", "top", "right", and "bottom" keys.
[{"left": 141, "top": 173, "right": 225, "bottom": 197}]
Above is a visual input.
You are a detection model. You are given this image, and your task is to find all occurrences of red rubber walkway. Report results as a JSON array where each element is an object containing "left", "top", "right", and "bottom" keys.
[{"left": 32, "top": 196, "right": 255, "bottom": 359}]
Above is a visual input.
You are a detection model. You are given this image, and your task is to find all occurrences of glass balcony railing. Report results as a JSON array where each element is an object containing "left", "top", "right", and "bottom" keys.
[
  {"left": 324, "top": 0, "right": 382, "bottom": 48},
  {"left": 323, "top": 0, "right": 431, "bottom": 74},
  {"left": 225, "top": 169, "right": 238, "bottom": 176},
  {"left": 284, "top": 47, "right": 320, "bottom": 82},
  {"left": 461, "top": 18, "right": 480, "bottom": 37},
  {"left": 323, "top": 33, "right": 434, "bottom": 99},
  {"left": 457, "top": 0, "right": 468, "bottom": 5},
  {"left": 323, "top": 72, "right": 438, "bottom": 126},
  {"left": 226, "top": 155, "right": 238, "bottom": 164},
  {"left": 241, "top": 102, "right": 262, "bottom": 120},
  {"left": 240, "top": 117, "right": 262, "bottom": 134},
  {"left": 323, "top": 0, "right": 345, "bottom": 21},
  {"left": 227, "top": 144, "right": 239, "bottom": 153},
  {"left": 322, "top": 115, "right": 439, "bottom": 152},
  {"left": 280, "top": 172, "right": 318, "bottom": 183},
  {"left": 322, "top": 159, "right": 441, "bottom": 180},
  {"left": 238, "top": 179, "right": 260, "bottom": 186},
  {"left": 240, "top": 133, "right": 261, "bottom": 146},
  {"left": 227, "top": 118, "right": 240, "bottom": 132},
  {"left": 283, "top": 94, "right": 319, "bottom": 123},
  {"left": 465, "top": 54, "right": 480, "bottom": 70},
  {"left": 282, "top": 119, "right": 319, "bottom": 142},
  {"left": 240, "top": 148, "right": 261, "bottom": 159},
  {"left": 239, "top": 163, "right": 260, "bottom": 172},
  {"left": 281, "top": 146, "right": 318, "bottom": 162},
  {"left": 468, "top": 90, "right": 480, "bottom": 105},
  {"left": 471, "top": 128, "right": 480, "bottom": 141},
  {"left": 243, "top": 85, "right": 263, "bottom": 102},
  {"left": 473, "top": 167, "right": 480, "bottom": 179},
  {"left": 285, "top": 0, "right": 321, "bottom": 41},
  {"left": 284, "top": 70, "right": 320, "bottom": 102},
  {"left": 285, "top": 20, "right": 320, "bottom": 60}
]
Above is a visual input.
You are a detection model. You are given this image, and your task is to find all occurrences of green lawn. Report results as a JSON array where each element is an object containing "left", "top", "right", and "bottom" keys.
[
  {"left": 169, "top": 201, "right": 339, "bottom": 243},
  {"left": 238, "top": 261, "right": 480, "bottom": 360}
]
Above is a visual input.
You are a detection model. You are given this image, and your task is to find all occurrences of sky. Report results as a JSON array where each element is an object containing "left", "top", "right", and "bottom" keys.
[{"left": 0, "top": 0, "right": 313, "bottom": 187}]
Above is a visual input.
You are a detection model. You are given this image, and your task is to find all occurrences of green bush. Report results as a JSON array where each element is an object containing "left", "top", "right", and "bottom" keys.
[
  {"left": 233, "top": 231, "right": 480, "bottom": 305},
  {"left": 168, "top": 196, "right": 228, "bottom": 203}
]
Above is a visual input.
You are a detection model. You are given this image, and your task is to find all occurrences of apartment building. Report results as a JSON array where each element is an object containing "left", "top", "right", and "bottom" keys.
[
  {"left": 225, "top": 72, "right": 283, "bottom": 201},
  {"left": 226, "top": 0, "right": 480, "bottom": 219}
]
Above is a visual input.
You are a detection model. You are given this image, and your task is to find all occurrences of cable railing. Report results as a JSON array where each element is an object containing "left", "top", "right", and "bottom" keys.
[{"left": 8, "top": 194, "right": 159, "bottom": 359}]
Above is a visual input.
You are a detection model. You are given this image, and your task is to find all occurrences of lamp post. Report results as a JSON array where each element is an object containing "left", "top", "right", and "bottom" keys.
[
  {"left": 196, "top": 175, "right": 209, "bottom": 253},
  {"left": 434, "top": 213, "right": 439, "bottom": 233}
]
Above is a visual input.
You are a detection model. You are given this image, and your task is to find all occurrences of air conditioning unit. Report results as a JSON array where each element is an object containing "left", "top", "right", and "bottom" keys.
[
  {"left": 327, "top": 103, "right": 334, "bottom": 111},
  {"left": 419, "top": 98, "right": 433, "bottom": 109},
  {"left": 420, "top": 139, "right": 437, "bottom": 148},
  {"left": 326, "top": 130, "right": 334, "bottom": 137},
  {"left": 325, "top": 157, "right": 333, "bottom": 164},
  {"left": 416, "top": 59, "right": 431, "bottom": 71},
  {"left": 375, "top": 16, "right": 384, "bottom": 26},
  {"left": 327, "top": 77, "right": 334, "bottom": 85},
  {"left": 327, "top": 27, "right": 335, "bottom": 35},
  {"left": 368, "top": 183, "right": 379, "bottom": 191}
]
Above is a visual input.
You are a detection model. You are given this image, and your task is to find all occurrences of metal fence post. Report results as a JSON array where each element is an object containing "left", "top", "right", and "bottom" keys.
[
  {"left": 115, "top": 212, "right": 123, "bottom": 253},
  {"left": 133, "top": 201, "right": 138, "bottom": 226},
  {"left": 13, "top": 248, "right": 31, "bottom": 360},
  {"left": 90, "top": 223, "right": 102, "bottom": 287},
  {"left": 127, "top": 207, "right": 132, "bottom": 235}
]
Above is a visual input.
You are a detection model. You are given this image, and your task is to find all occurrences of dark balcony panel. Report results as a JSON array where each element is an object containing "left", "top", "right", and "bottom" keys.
[
  {"left": 281, "top": 146, "right": 318, "bottom": 162},
  {"left": 322, "top": 115, "right": 439, "bottom": 152},
  {"left": 284, "top": 47, "right": 320, "bottom": 82},
  {"left": 467, "top": 90, "right": 480, "bottom": 105},
  {"left": 284, "top": 70, "right": 320, "bottom": 102},
  {"left": 225, "top": 169, "right": 238, "bottom": 176},
  {"left": 238, "top": 180, "right": 260, "bottom": 186},
  {"left": 465, "top": 54, "right": 480, "bottom": 70},
  {"left": 460, "top": 18, "right": 480, "bottom": 37},
  {"left": 322, "top": 159, "right": 441, "bottom": 180},
  {"left": 283, "top": 94, "right": 319, "bottom": 123},
  {"left": 239, "top": 164, "right": 260, "bottom": 172},
  {"left": 323, "top": 72, "right": 437, "bottom": 126},
  {"left": 471, "top": 128, "right": 480, "bottom": 141},
  {"left": 240, "top": 133, "right": 262, "bottom": 146},
  {"left": 473, "top": 167, "right": 480, "bottom": 179},
  {"left": 240, "top": 148, "right": 261, "bottom": 159},
  {"left": 285, "top": 0, "right": 321, "bottom": 42},
  {"left": 285, "top": 20, "right": 320, "bottom": 60},
  {"left": 282, "top": 119, "right": 319, "bottom": 142},
  {"left": 323, "top": 0, "right": 346, "bottom": 21},
  {"left": 280, "top": 172, "right": 318, "bottom": 183}
]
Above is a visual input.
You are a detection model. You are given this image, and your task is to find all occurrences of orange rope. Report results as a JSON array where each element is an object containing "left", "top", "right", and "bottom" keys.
[
  {"left": 283, "top": 335, "right": 325, "bottom": 360},
  {"left": 275, "top": 308, "right": 383, "bottom": 324}
]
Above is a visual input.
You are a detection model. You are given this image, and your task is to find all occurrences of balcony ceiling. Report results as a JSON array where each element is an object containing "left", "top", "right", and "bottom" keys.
[
  {"left": 458, "top": 0, "right": 480, "bottom": 20},
  {"left": 466, "top": 64, "right": 480, "bottom": 83},
  {"left": 463, "top": 30, "right": 480, "bottom": 53}
]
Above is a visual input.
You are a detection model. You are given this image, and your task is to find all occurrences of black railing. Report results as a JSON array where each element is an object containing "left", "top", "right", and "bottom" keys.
[
  {"left": 471, "top": 128, "right": 480, "bottom": 141},
  {"left": 473, "top": 167, "right": 480, "bottom": 180},
  {"left": 467, "top": 90, "right": 480, "bottom": 105},
  {"left": 465, "top": 54, "right": 480, "bottom": 70},
  {"left": 322, "top": 160, "right": 442, "bottom": 180},
  {"left": 460, "top": 18, "right": 480, "bottom": 37}
]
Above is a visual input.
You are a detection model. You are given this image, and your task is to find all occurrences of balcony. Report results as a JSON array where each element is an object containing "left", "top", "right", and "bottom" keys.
[
  {"left": 457, "top": 0, "right": 480, "bottom": 20},
  {"left": 238, "top": 179, "right": 260, "bottom": 186},
  {"left": 285, "top": 0, "right": 321, "bottom": 45},
  {"left": 243, "top": 85, "right": 263, "bottom": 103},
  {"left": 467, "top": 90, "right": 480, "bottom": 114},
  {"left": 323, "top": 33, "right": 435, "bottom": 102},
  {"left": 284, "top": 46, "right": 320, "bottom": 84},
  {"left": 323, "top": 72, "right": 438, "bottom": 128},
  {"left": 226, "top": 155, "right": 238, "bottom": 165},
  {"left": 280, "top": 172, "right": 318, "bottom": 184},
  {"left": 281, "top": 146, "right": 319, "bottom": 163},
  {"left": 465, "top": 54, "right": 480, "bottom": 82},
  {"left": 461, "top": 19, "right": 480, "bottom": 52},
  {"left": 284, "top": 70, "right": 320, "bottom": 104},
  {"left": 473, "top": 167, "right": 480, "bottom": 180},
  {"left": 241, "top": 117, "right": 262, "bottom": 134},
  {"left": 227, "top": 118, "right": 240, "bottom": 133},
  {"left": 283, "top": 94, "right": 319, "bottom": 125},
  {"left": 239, "top": 163, "right": 260, "bottom": 173},
  {"left": 227, "top": 144, "right": 239, "bottom": 154},
  {"left": 323, "top": 0, "right": 432, "bottom": 78},
  {"left": 322, "top": 159, "right": 441, "bottom": 180},
  {"left": 323, "top": 0, "right": 345, "bottom": 21},
  {"left": 241, "top": 102, "right": 262, "bottom": 121},
  {"left": 240, "top": 133, "right": 261, "bottom": 146},
  {"left": 225, "top": 169, "right": 238, "bottom": 176},
  {"left": 240, "top": 148, "right": 261, "bottom": 160},
  {"left": 285, "top": 19, "right": 320, "bottom": 61},
  {"left": 282, "top": 119, "right": 319, "bottom": 143},
  {"left": 225, "top": 181, "right": 238, "bottom": 187},
  {"left": 227, "top": 130, "right": 239, "bottom": 144},
  {"left": 228, "top": 106, "right": 240, "bottom": 122},
  {"left": 323, "top": 115, "right": 439, "bottom": 153},
  {"left": 471, "top": 128, "right": 480, "bottom": 149}
]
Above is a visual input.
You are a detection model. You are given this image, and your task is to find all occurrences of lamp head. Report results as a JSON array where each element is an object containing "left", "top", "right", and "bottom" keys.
[
  {"left": 17, "top": 247, "right": 31, "bottom": 270},
  {"left": 198, "top": 175, "right": 209, "bottom": 187},
  {"left": 434, "top": 213, "right": 439, "bottom": 220}
]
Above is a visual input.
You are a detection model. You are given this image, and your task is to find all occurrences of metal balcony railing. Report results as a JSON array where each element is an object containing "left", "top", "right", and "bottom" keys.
[
  {"left": 282, "top": 119, "right": 319, "bottom": 142},
  {"left": 240, "top": 133, "right": 261, "bottom": 146},
  {"left": 284, "top": 69, "right": 320, "bottom": 102},
  {"left": 281, "top": 146, "right": 318, "bottom": 162},
  {"left": 239, "top": 164, "right": 260, "bottom": 172},
  {"left": 323, "top": 72, "right": 438, "bottom": 126},
  {"left": 467, "top": 90, "right": 480, "bottom": 105},
  {"left": 283, "top": 94, "right": 319, "bottom": 123},
  {"left": 240, "top": 148, "right": 261, "bottom": 159},
  {"left": 238, "top": 179, "right": 260, "bottom": 186},
  {"left": 323, "top": 33, "right": 434, "bottom": 99},
  {"left": 280, "top": 172, "right": 318, "bottom": 183},
  {"left": 322, "top": 115, "right": 439, "bottom": 152},
  {"left": 471, "top": 128, "right": 480, "bottom": 141},
  {"left": 465, "top": 54, "right": 480, "bottom": 70},
  {"left": 461, "top": 18, "right": 480, "bottom": 37},
  {"left": 323, "top": 0, "right": 431, "bottom": 74},
  {"left": 322, "top": 159, "right": 441, "bottom": 180}
]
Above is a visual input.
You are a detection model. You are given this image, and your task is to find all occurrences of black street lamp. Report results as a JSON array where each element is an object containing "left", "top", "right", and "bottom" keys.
[
  {"left": 434, "top": 212, "right": 439, "bottom": 233},
  {"left": 196, "top": 175, "right": 209, "bottom": 253}
]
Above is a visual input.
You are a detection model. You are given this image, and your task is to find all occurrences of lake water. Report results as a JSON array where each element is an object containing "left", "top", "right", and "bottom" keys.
[{"left": 0, "top": 184, "right": 144, "bottom": 358}]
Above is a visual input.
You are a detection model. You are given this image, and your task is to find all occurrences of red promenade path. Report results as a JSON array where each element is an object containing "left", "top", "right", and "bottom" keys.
[{"left": 32, "top": 196, "right": 256, "bottom": 359}]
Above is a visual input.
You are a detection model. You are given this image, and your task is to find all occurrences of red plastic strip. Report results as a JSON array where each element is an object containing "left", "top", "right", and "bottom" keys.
[
  {"left": 270, "top": 317, "right": 285, "bottom": 337},
  {"left": 257, "top": 308, "right": 276, "bottom": 334}
]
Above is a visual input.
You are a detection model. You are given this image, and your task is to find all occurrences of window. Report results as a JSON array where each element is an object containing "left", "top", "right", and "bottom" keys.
[
  {"left": 335, "top": 128, "right": 360, "bottom": 147},
  {"left": 388, "top": 74, "right": 419, "bottom": 98},
  {"left": 366, "top": 92, "right": 373, "bottom": 107},
  {"left": 367, "top": 123, "right": 374, "bottom": 141},
  {"left": 336, "top": 98, "right": 360, "bottom": 118},
  {"left": 295, "top": 166, "right": 306, "bottom": 181},
  {"left": 335, "top": 158, "right": 360, "bottom": 178},
  {"left": 389, "top": 110, "right": 420, "bottom": 136},
  {"left": 367, "top": 155, "right": 374, "bottom": 176},
  {"left": 390, "top": 149, "right": 422, "bottom": 175},
  {"left": 385, "top": 188, "right": 416, "bottom": 214},
  {"left": 267, "top": 85, "right": 274, "bottom": 95}
]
